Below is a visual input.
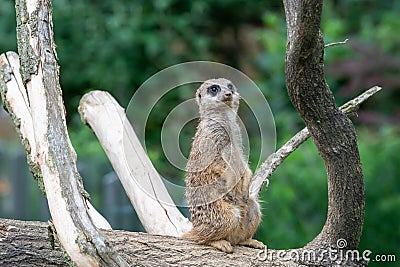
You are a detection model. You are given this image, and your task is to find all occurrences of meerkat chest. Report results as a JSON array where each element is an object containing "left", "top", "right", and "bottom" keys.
[{"left": 222, "top": 110, "right": 242, "bottom": 144}]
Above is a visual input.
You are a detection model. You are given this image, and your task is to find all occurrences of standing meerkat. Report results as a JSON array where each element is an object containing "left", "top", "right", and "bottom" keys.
[{"left": 183, "top": 78, "right": 264, "bottom": 253}]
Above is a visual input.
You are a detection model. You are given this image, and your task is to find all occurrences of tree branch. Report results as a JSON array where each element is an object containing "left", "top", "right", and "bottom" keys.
[
  {"left": 283, "top": 0, "right": 365, "bottom": 251},
  {"left": 250, "top": 86, "right": 381, "bottom": 199},
  {"left": 0, "top": 52, "right": 111, "bottom": 231},
  {"left": 79, "top": 90, "right": 191, "bottom": 236},
  {"left": 325, "top": 38, "right": 349, "bottom": 48},
  {"left": 1, "top": 0, "right": 127, "bottom": 265}
]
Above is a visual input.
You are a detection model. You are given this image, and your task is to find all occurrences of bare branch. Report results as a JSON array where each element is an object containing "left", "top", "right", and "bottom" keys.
[
  {"left": 324, "top": 38, "right": 349, "bottom": 48},
  {"left": 250, "top": 86, "right": 381, "bottom": 199},
  {"left": 340, "top": 86, "right": 381, "bottom": 113},
  {"left": 79, "top": 90, "right": 192, "bottom": 236}
]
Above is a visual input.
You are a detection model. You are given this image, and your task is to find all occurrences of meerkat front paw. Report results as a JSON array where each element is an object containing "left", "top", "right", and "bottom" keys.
[
  {"left": 238, "top": 239, "right": 265, "bottom": 249},
  {"left": 208, "top": 240, "right": 233, "bottom": 253},
  {"left": 242, "top": 167, "right": 253, "bottom": 192}
]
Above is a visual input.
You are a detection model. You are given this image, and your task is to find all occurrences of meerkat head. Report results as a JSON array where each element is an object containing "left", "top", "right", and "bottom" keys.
[{"left": 196, "top": 78, "right": 240, "bottom": 116}]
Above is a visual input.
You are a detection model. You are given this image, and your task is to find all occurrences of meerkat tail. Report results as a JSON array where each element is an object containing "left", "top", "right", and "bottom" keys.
[
  {"left": 182, "top": 229, "right": 203, "bottom": 242},
  {"left": 182, "top": 228, "right": 216, "bottom": 244},
  {"left": 181, "top": 230, "right": 193, "bottom": 239},
  {"left": 207, "top": 240, "right": 233, "bottom": 253}
]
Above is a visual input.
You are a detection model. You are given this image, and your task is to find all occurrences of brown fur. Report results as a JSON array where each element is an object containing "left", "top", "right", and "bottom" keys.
[{"left": 183, "top": 78, "right": 264, "bottom": 253}]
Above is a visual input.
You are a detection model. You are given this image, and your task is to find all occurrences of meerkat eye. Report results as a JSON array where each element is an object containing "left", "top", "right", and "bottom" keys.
[
  {"left": 227, "top": 83, "right": 234, "bottom": 91},
  {"left": 207, "top": 84, "right": 221, "bottom": 96}
]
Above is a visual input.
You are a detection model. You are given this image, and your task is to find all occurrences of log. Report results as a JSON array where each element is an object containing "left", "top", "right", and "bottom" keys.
[
  {"left": 0, "top": 52, "right": 111, "bottom": 231},
  {"left": 0, "top": 218, "right": 368, "bottom": 266}
]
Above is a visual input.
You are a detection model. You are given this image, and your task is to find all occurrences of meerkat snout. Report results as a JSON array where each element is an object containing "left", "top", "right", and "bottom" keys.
[{"left": 224, "top": 91, "right": 232, "bottom": 100}]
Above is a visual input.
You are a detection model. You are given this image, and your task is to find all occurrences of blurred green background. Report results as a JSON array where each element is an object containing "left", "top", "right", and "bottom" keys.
[{"left": 0, "top": 0, "right": 399, "bottom": 265}]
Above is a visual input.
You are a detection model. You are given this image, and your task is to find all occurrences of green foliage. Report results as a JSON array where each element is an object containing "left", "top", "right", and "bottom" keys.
[
  {"left": 252, "top": 3, "right": 400, "bottom": 263},
  {"left": 358, "top": 127, "right": 400, "bottom": 262},
  {"left": 0, "top": 1, "right": 16, "bottom": 52},
  {"left": 254, "top": 10, "right": 303, "bottom": 136},
  {"left": 68, "top": 116, "right": 108, "bottom": 161},
  {"left": 50, "top": 0, "right": 280, "bottom": 118},
  {"left": 256, "top": 138, "right": 327, "bottom": 248}
]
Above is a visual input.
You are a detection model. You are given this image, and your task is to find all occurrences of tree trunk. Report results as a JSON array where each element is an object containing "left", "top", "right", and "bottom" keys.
[{"left": 283, "top": 0, "right": 365, "bottom": 251}]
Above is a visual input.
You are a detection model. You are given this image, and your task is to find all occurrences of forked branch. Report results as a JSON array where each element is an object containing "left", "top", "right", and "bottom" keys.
[{"left": 250, "top": 85, "right": 381, "bottom": 199}]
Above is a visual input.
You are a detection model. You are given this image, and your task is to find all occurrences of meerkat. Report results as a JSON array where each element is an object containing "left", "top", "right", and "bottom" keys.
[{"left": 183, "top": 78, "right": 264, "bottom": 253}]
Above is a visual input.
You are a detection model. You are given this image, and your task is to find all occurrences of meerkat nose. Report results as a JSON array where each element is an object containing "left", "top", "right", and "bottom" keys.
[{"left": 225, "top": 92, "right": 232, "bottom": 97}]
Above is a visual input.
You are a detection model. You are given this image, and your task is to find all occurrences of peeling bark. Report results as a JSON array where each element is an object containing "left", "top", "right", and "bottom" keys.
[
  {"left": 3, "top": 0, "right": 128, "bottom": 265},
  {"left": 0, "top": 52, "right": 111, "bottom": 232},
  {"left": 0, "top": 219, "right": 68, "bottom": 266}
]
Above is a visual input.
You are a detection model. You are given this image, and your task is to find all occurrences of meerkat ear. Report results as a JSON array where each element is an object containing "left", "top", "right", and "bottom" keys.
[{"left": 197, "top": 93, "right": 201, "bottom": 103}]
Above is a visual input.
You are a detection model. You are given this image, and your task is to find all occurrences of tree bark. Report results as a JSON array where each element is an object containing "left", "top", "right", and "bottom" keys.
[
  {"left": 1, "top": 218, "right": 268, "bottom": 267},
  {"left": 5, "top": 0, "right": 127, "bottom": 265},
  {"left": 0, "top": 219, "right": 68, "bottom": 266},
  {"left": 0, "top": 218, "right": 369, "bottom": 266},
  {"left": 0, "top": 51, "right": 111, "bottom": 232},
  {"left": 283, "top": 0, "right": 365, "bottom": 251}
]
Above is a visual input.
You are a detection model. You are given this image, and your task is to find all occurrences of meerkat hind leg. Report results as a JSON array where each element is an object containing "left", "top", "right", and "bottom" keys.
[
  {"left": 208, "top": 240, "right": 233, "bottom": 253},
  {"left": 238, "top": 239, "right": 265, "bottom": 249}
]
